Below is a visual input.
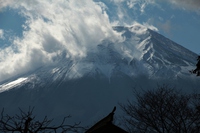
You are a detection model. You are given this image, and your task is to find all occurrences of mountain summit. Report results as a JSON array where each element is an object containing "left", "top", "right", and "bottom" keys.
[{"left": 0, "top": 25, "right": 198, "bottom": 126}]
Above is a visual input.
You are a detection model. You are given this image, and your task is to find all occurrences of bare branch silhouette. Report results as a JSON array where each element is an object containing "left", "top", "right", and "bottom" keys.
[
  {"left": 120, "top": 85, "right": 200, "bottom": 133},
  {"left": 0, "top": 107, "right": 85, "bottom": 133}
]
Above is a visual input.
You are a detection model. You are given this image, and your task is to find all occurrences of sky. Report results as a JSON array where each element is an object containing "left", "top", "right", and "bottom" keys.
[
  {"left": 0, "top": 0, "right": 199, "bottom": 82},
  {"left": 95, "top": 0, "right": 200, "bottom": 53}
]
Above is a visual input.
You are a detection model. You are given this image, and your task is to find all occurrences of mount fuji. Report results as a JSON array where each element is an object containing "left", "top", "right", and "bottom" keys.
[{"left": 0, "top": 24, "right": 199, "bottom": 126}]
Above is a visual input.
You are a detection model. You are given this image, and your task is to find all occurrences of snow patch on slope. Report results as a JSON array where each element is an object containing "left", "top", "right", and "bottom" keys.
[{"left": 0, "top": 77, "right": 28, "bottom": 93}]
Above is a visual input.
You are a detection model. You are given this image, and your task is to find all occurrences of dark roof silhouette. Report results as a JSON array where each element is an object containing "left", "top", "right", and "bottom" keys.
[{"left": 85, "top": 107, "right": 128, "bottom": 133}]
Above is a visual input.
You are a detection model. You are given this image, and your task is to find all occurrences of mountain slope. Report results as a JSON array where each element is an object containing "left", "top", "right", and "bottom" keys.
[{"left": 0, "top": 25, "right": 199, "bottom": 126}]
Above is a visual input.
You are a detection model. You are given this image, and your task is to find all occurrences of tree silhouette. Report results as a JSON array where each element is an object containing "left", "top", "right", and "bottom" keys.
[
  {"left": 0, "top": 107, "right": 85, "bottom": 133},
  {"left": 120, "top": 85, "right": 200, "bottom": 133}
]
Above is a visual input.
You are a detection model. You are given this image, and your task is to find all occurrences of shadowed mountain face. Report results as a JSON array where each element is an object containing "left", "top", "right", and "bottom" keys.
[{"left": 0, "top": 26, "right": 199, "bottom": 126}]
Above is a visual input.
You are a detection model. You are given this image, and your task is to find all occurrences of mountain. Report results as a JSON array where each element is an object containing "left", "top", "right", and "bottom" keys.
[{"left": 0, "top": 25, "right": 199, "bottom": 126}]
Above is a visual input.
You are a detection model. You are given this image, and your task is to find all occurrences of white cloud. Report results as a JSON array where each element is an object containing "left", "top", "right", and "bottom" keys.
[
  {"left": 143, "top": 23, "right": 158, "bottom": 32},
  {"left": 0, "top": 0, "right": 14, "bottom": 9},
  {"left": 0, "top": 29, "right": 4, "bottom": 39},
  {"left": 104, "top": 0, "right": 158, "bottom": 25},
  {"left": 96, "top": 2, "right": 108, "bottom": 12},
  {"left": 129, "top": 22, "right": 158, "bottom": 34},
  {"left": 127, "top": 0, "right": 156, "bottom": 11},
  {"left": 111, "top": 0, "right": 125, "bottom": 3},
  {"left": 0, "top": 0, "right": 122, "bottom": 82}
]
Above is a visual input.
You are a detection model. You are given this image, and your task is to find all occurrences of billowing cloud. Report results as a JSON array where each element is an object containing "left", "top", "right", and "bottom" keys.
[{"left": 0, "top": 0, "right": 122, "bottom": 82}]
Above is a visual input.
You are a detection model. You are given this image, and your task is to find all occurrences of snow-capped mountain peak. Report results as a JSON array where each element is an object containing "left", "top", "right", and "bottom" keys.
[
  {"left": 0, "top": 25, "right": 198, "bottom": 127},
  {"left": 0, "top": 25, "right": 197, "bottom": 92}
]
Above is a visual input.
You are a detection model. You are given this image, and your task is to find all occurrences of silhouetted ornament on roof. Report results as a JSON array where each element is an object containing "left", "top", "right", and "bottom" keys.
[{"left": 85, "top": 106, "right": 128, "bottom": 133}]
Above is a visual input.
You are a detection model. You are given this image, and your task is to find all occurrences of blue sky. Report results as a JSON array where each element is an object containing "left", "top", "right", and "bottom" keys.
[
  {"left": 0, "top": 0, "right": 199, "bottom": 81},
  {"left": 0, "top": 8, "right": 25, "bottom": 48}
]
